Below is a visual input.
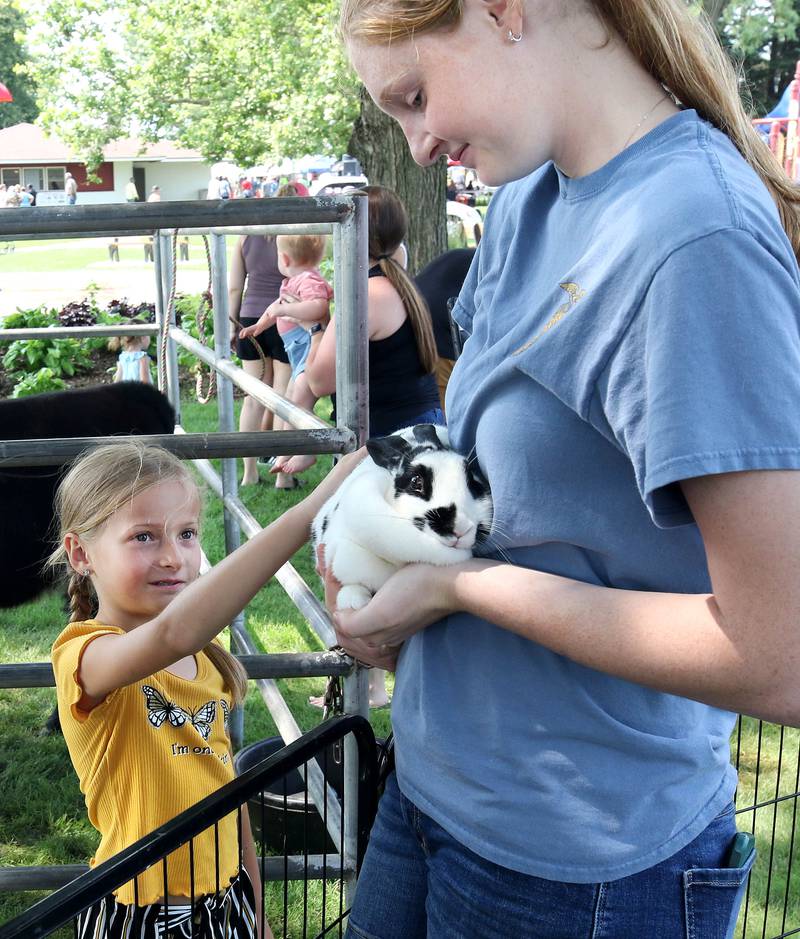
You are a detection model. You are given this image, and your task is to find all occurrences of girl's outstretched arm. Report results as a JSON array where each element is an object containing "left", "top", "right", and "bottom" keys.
[{"left": 77, "top": 451, "right": 365, "bottom": 699}]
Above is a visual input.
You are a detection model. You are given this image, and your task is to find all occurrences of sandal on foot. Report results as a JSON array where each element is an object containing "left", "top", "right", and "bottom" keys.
[{"left": 275, "top": 476, "right": 305, "bottom": 491}]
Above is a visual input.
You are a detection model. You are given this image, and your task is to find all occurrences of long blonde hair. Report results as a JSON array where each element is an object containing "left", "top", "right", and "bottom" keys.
[
  {"left": 362, "top": 185, "right": 438, "bottom": 373},
  {"left": 47, "top": 441, "right": 248, "bottom": 705},
  {"left": 340, "top": 0, "right": 800, "bottom": 263}
]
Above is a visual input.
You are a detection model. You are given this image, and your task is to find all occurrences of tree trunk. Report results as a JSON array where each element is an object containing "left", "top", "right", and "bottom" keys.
[
  {"left": 348, "top": 85, "right": 447, "bottom": 274},
  {"left": 702, "top": 0, "right": 731, "bottom": 28}
]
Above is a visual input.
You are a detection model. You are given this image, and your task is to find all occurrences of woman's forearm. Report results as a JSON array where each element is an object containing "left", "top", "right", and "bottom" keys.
[{"left": 449, "top": 559, "right": 794, "bottom": 724}]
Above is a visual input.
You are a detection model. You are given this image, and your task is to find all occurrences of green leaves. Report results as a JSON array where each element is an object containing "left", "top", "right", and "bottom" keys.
[
  {"left": 10, "top": 368, "right": 68, "bottom": 398},
  {"left": 23, "top": 0, "right": 358, "bottom": 167},
  {"left": 0, "top": 0, "right": 39, "bottom": 128}
]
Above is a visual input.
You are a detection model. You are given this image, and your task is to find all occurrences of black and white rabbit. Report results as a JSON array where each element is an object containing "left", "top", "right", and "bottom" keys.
[{"left": 313, "top": 424, "right": 493, "bottom": 610}]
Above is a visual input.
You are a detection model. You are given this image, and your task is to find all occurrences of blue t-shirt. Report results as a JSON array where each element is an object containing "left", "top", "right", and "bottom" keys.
[{"left": 392, "top": 110, "right": 800, "bottom": 883}]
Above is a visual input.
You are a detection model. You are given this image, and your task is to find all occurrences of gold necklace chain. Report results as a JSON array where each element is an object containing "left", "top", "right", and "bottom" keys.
[{"left": 622, "top": 95, "right": 670, "bottom": 150}]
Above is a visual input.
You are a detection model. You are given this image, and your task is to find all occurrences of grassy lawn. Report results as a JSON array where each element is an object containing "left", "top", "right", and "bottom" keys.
[
  {"left": 0, "top": 392, "right": 798, "bottom": 937},
  {"left": 0, "top": 237, "right": 226, "bottom": 276}
]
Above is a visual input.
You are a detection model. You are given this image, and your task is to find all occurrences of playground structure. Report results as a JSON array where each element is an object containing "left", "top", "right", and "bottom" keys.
[
  {"left": 753, "top": 60, "right": 800, "bottom": 181},
  {"left": 0, "top": 199, "right": 799, "bottom": 937},
  {"left": 0, "top": 196, "right": 375, "bottom": 935}
]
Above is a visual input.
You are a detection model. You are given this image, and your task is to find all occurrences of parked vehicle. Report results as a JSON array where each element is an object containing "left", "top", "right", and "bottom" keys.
[
  {"left": 446, "top": 199, "right": 483, "bottom": 247},
  {"left": 309, "top": 173, "right": 369, "bottom": 197}
]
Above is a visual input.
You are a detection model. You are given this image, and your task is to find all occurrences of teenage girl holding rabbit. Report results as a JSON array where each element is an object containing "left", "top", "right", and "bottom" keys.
[
  {"left": 49, "top": 440, "right": 357, "bottom": 938},
  {"left": 325, "top": 1, "right": 800, "bottom": 936}
]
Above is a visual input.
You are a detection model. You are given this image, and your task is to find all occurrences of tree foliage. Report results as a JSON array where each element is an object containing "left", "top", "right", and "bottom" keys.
[
  {"left": 701, "top": 0, "right": 800, "bottom": 113},
  {"left": 23, "top": 0, "right": 358, "bottom": 166},
  {"left": 0, "top": 0, "right": 38, "bottom": 128}
]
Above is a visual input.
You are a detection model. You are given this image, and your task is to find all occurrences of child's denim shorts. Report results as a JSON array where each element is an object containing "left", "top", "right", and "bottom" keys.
[{"left": 281, "top": 325, "right": 311, "bottom": 381}]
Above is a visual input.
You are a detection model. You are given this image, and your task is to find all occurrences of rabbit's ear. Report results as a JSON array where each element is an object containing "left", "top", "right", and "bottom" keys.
[
  {"left": 411, "top": 423, "right": 446, "bottom": 450},
  {"left": 366, "top": 434, "right": 413, "bottom": 472}
]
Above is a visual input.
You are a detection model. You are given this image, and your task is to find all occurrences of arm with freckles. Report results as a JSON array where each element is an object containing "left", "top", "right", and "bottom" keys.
[
  {"left": 334, "top": 469, "right": 800, "bottom": 727},
  {"left": 75, "top": 452, "right": 365, "bottom": 701}
]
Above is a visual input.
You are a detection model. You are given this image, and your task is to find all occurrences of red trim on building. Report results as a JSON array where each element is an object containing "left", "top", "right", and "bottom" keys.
[{"left": 0, "top": 161, "right": 115, "bottom": 191}]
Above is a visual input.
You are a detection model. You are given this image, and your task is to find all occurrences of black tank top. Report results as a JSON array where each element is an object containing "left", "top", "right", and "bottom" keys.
[{"left": 366, "top": 265, "right": 441, "bottom": 435}]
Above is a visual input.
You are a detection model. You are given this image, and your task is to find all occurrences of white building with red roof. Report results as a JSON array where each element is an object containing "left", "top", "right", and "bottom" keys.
[{"left": 0, "top": 123, "right": 212, "bottom": 203}]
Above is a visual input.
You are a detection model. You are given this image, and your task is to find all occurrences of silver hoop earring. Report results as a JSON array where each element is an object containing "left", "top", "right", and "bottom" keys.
[{"left": 508, "top": 29, "right": 522, "bottom": 43}]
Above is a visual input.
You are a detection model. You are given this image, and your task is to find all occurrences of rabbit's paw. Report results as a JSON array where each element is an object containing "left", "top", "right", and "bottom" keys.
[{"left": 337, "top": 584, "right": 373, "bottom": 611}]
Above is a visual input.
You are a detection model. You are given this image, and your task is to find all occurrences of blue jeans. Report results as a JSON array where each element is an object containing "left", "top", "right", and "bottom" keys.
[{"left": 346, "top": 774, "right": 754, "bottom": 939}]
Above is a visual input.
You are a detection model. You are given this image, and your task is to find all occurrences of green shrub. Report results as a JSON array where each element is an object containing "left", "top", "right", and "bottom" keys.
[
  {"left": 1, "top": 306, "right": 59, "bottom": 330},
  {"left": 11, "top": 367, "right": 68, "bottom": 397},
  {"left": 3, "top": 337, "right": 93, "bottom": 378}
]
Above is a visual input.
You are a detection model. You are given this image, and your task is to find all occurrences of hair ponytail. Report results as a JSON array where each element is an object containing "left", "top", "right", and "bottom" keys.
[
  {"left": 591, "top": 0, "right": 800, "bottom": 262},
  {"left": 203, "top": 642, "right": 248, "bottom": 707},
  {"left": 378, "top": 255, "right": 438, "bottom": 374},
  {"left": 362, "top": 185, "right": 438, "bottom": 374}
]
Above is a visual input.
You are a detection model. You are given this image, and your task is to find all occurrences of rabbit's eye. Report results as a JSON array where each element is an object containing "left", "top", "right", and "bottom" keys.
[{"left": 410, "top": 474, "right": 424, "bottom": 493}]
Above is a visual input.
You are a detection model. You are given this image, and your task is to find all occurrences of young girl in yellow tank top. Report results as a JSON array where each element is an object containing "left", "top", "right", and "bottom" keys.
[{"left": 49, "top": 440, "right": 359, "bottom": 938}]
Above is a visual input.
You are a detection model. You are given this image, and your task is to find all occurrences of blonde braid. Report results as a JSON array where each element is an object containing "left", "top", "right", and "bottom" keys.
[{"left": 67, "top": 572, "right": 96, "bottom": 623}]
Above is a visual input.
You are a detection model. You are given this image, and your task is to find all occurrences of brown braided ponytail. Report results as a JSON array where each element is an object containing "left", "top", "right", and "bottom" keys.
[{"left": 47, "top": 441, "right": 248, "bottom": 705}]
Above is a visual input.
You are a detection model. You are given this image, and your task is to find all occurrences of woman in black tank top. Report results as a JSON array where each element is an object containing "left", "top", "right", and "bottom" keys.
[{"left": 303, "top": 186, "right": 443, "bottom": 439}]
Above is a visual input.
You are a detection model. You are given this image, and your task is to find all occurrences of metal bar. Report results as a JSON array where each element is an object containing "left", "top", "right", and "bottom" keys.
[
  {"left": 209, "top": 232, "right": 240, "bottom": 556},
  {"left": 0, "top": 654, "right": 353, "bottom": 689},
  {"left": 230, "top": 621, "right": 344, "bottom": 852},
  {"left": 0, "top": 324, "right": 158, "bottom": 341},
  {"left": 0, "top": 428, "right": 353, "bottom": 467},
  {"left": 162, "top": 224, "right": 334, "bottom": 237},
  {"left": 342, "top": 669, "right": 370, "bottom": 911},
  {"left": 153, "top": 227, "right": 167, "bottom": 398},
  {"left": 0, "top": 196, "right": 353, "bottom": 238},
  {"left": 158, "top": 231, "right": 181, "bottom": 420},
  {"left": 334, "top": 192, "right": 369, "bottom": 445},
  {"left": 0, "top": 855, "right": 353, "bottom": 891},
  {"left": 170, "top": 326, "right": 331, "bottom": 430}
]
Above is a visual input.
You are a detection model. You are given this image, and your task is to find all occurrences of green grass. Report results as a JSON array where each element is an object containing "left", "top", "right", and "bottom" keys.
[
  {"left": 0, "top": 395, "right": 797, "bottom": 936},
  {"left": 0, "top": 237, "right": 231, "bottom": 277}
]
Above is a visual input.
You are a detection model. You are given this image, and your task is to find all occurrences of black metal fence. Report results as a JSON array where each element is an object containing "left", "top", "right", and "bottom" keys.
[
  {"left": 734, "top": 717, "right": 800, "bottom": 938},
  {"left": 0, "top": 716, "right": 377, "bottom": 939}
]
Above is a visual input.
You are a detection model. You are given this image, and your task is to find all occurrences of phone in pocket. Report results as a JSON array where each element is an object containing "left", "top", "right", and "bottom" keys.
[{"left": 726, "top": 831, "right": 756, "bottom": 868}]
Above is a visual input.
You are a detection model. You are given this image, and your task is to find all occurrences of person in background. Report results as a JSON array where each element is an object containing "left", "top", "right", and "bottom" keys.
[
  {"left": 125, "top": 178, "right": 140, "bottom": 202},
  {"left": 114, "top": 335, "right": 152, "bottom": 383},
  {"left": 415, "top": 247, "right": 476, "bottom": 413},
  {"left": 147, "top": 186, "right": 162, "bottom": 203},
  {"left": 26, "top": 183, "right": 37, "bottom": 206},
  {"left": 227, "top": 184, "right": 297, "bottom": 489},
  {"left": 238, "top": 233, "right": 334, "bottom": 489},
  {"left": 64, "top": 172, "right": 78, "bottom": 205},
  {"left": 0, "top": 183, "right": 7, "bottom": 208}
]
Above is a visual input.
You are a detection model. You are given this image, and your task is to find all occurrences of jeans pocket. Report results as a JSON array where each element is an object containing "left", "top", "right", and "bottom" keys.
[{"left": 683, "top": 848, "right": 756, "bottom": 939}]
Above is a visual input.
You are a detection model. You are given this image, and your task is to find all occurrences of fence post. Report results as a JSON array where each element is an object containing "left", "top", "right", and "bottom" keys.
[
  {"left": 334, "top": 193, "right": 370, "bottom": 911},
  {"left": 209, "top": 231, "right": 246, "bottom": 750},
  {"left": 157, "top": 231, "right": 182, "bottom": 425}
]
